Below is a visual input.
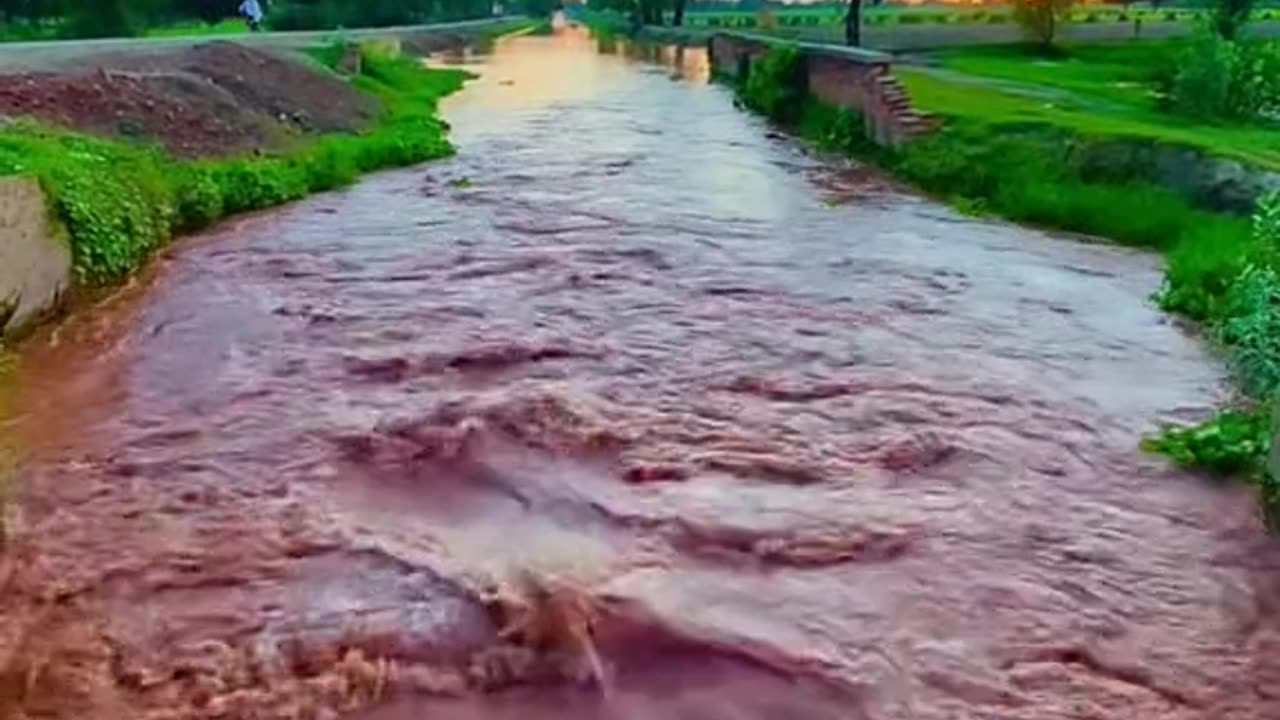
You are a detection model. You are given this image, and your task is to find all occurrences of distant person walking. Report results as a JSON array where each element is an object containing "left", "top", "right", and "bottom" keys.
[{"left": 238, "top": 0, "right": 264, "bottom": 32}]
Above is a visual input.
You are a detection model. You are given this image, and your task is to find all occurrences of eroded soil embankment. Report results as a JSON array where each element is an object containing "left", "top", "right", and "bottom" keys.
[
  {"left": 0, "top": 41, "right": 377, "bottom": 157},
  {"left": 4, "top": 27, "right": 1280, "bottom": 720}
]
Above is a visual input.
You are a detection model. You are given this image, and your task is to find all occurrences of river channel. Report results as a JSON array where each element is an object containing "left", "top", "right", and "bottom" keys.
[{"left": 2, "top": 24, "right": 1279, "bottom": 720}]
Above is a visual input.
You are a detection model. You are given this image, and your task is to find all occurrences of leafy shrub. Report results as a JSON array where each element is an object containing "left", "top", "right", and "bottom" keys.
[
  {"left": 1171, "top": 29, "right": 1237, "bottom": 118},
  {"left": 210, "top": 158, "right": 309, "bottom": 214},
  {"left": 739, "top": 45, "right": 808, "bottom": 124},
  {"left": 1145, "top": 408, "right": 1270, "bottom": 476},
  {"left": 174, "top": 166, "right": 224, "bottom": 231},
  {"left": 268, "top": 0, "right": 445, "bottom": 31},
  {"left": 305, "top": 140, "right": 361, "bottom": 191},
  {"left": 63, "top": 0, "right": 137, "bottom": 39},
  {"left": 1210, "top": 193, "right": 1280, "bottom": 396},
  {"left": 1170, "top": 29, "right": 1280, "bottom": 123},
  {"left": 1255, "top": 190, "right": 1280, "bottom": 251},
  {"left": 1216, "top": 264, "right": 1280, "bottom": 397},
  {"left": 797, "top": 102, "right": 872, "bottom": 155},
  {"left": 0, "top": 127, "right": 177, "bottom": 283},
  {"left": 1212, "top": 0, "right": 1254, "bottom": 40},
  {"left": 1232, "top": 41, "right": 1280, "bottom": 120},
  {"left": 1159, "top": 215, "right": 1257, "bottom": 319},
  {"left": 895, "top": 125, "right": 1065, "bottom": 205},
  {"left": 1150, "top": 192, "right": 1280, "bottom": 521}
]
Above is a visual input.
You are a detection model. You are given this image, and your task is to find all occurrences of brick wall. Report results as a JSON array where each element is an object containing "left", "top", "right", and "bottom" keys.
[{"left": 708, "top": 33, "right": 935, "bottom": 146}]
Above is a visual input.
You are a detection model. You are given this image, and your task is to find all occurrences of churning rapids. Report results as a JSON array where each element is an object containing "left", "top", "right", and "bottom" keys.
[{"left": 3, "top": 24, "right": 1280, "bottom": 720}]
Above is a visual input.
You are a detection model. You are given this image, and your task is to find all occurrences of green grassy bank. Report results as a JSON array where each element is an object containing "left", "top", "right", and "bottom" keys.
[
  {"left": 0, "top": 46, "right": 469, "bottom": 287},
  {"left": 736, "top": 43, "right": 1280, "bottom": 523},
  {"left": 899, "top": 43, "right": 1280, "bottom": 169}
]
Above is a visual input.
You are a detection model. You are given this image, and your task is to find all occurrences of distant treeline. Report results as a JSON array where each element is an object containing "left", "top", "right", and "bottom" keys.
[
  {"left": 651, "top": 0, "right": 1279, "bottom": 11},
  {"left": 0, "top": 0, "right": 554, "bottom": 38}
]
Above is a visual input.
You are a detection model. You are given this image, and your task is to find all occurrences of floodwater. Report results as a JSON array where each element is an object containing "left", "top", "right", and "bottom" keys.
[{"left": 3, "top": 24, "right": 1280, "bottom": 720}]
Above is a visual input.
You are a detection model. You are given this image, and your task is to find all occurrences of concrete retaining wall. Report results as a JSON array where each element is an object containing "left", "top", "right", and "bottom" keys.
[
  {"left": 0, "top": 177, "right": 70, "bottom": 339},
  {"left": 708, "top": 32, "right": 935, "bottom": 146}
]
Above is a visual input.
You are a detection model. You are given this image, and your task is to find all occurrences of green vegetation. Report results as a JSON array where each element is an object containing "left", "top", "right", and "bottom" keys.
[
  {"left": 734, "top": 40, "right": 1280, "bottom": 522},
  {"left": 268, "top": 0, "right": 504, "bottom": 32},
  {"left": 0, "top": 46, "right": 467, "bottom": 284},
  {"left": 143, "top": 18, "right": 248, "bottom": 37},
  {"left": 1169, "top": 27, "right": 1280, "bottom": 123},
  {"left": 900, "top": 39, "right": 1280, "bottom": 522},
  {"left": 1146, "top": 194, "right": 1280, "bottom": 523},
  {"left": 899, "top": 41, "right": 1280, "bottom": 169},
  {"left": 668, "top": 4, "right": 1218, "bottom": 31},
  {"left": 1011, "top": 0, "right": 1075, "bottom": 48},
  {"left": 739, "top": 43, "right": 806, "bottom": 121},
  {"left": 1213, "top": 0, "right": 1257, "bottom": 39},
  {"left": 0, "top": 0, "right": 519, "bottom": 41},
  {"left": 887, "top": 123, "right": 1253, "bottom": 251}
]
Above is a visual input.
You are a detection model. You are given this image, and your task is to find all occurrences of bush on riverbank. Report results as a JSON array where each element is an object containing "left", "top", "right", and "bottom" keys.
[
  {"left": 740, "top": 44, "right": 807, "bottom": 123},
  {"left": 736, "top": 43, "right": 1280, "bottom": 522},
  {"left": 0, "top": 48, "right": 467, "bottom": 284},
  {"left": 1146, "top": 193, "right": 1280, "bottom": 523},
  {"left": 1168, "top": 29, "right": 1280, "bottom": 124}
]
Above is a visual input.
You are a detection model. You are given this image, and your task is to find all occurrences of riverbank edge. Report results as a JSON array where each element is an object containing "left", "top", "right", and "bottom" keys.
[
  {"left": 0, "top": 18, "right": 535, "bottom": 343},
  {"left": 713, "top": 41, "right": 1280, "bottom": 521}
]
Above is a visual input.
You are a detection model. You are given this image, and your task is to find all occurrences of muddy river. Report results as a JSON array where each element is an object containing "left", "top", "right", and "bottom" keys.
[{"left": 3, "top": 25, "right": 1280, "bottom": 720}]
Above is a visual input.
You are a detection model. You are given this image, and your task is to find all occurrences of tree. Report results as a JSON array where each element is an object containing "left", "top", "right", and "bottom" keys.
[
  {"left": 1011, "top": 0, "right": 1075, "bottom": 50},
  {"left": 515, "top": 0, "right": 560, "bottom": 16},
  {"left": 844, "top": 0, "right": 861, "bottom": 46},
  {"left": 635, "top": 0, "right": 662, "bottom": 25},
  {"left": 1212, "top": 0, "right": 1253, "bottom": 40},
  {"left": 176, "top": 0, "right": 236, "bottom": 24},
  {"left": 66, "top": 0, "right": 137, "bottom": 37},
  {"left": 672, "top": 0, "right": 685, "bottom": 26}
]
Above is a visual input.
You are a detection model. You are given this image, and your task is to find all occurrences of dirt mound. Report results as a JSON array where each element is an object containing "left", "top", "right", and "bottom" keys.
[
  {"left": 178, "top": 42, "right": 379, "bottom": 136},
  {"left": 0, "top": 41, "right": 379, "bottom": 158}
]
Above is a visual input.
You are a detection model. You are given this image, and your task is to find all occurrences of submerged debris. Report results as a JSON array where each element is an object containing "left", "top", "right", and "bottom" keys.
[{"left": 475, "top": 568, "right": 612, "bottom": 696}]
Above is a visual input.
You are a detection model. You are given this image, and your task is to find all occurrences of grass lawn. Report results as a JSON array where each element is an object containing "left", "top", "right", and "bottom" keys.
[
  {"left": 144, "top": 19, "right": 252, "bottom": 38},
  {"left": 899, "top": 41, "right": 1280, "bottom": 169}
]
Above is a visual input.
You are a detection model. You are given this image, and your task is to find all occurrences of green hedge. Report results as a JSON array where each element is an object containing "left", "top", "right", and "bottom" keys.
[{"left": 0, "top": 49, "right": 467, "bottom": 285}]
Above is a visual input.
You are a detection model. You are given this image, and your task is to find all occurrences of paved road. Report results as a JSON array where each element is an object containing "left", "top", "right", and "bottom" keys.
[{"left": 0, "top": 16, "right": 522, "bottom": 72}]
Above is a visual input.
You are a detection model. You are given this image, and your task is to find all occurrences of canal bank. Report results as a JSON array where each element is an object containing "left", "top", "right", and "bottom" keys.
[
  {"left": 3, "top": 24, "right": 1279, "bottom": 720},
  {"left": 658, "top": 25, "right": 1278, "bottom": 517},
  {"left": 0, "top": 18, "right": 533, "bottom": 340}
]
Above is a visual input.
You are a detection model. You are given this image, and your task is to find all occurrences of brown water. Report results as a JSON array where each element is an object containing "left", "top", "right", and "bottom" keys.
[{"left": 4, "top": 26, "right": 1280, "bottom": 720}]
